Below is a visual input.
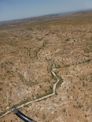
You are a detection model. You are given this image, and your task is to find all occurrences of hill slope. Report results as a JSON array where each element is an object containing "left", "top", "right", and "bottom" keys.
[{"left": 0, "top": 10, "right": 92, "bottom": 122}]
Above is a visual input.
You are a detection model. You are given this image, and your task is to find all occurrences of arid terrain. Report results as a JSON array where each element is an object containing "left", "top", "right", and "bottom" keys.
[{"left": 0, "top": 11, "right": 92, "bottom": 122}]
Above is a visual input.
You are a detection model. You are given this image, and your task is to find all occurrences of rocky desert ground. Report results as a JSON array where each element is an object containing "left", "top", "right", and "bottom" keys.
[{"left": 0, "top": 11, "right": 92, "bottom": 122}]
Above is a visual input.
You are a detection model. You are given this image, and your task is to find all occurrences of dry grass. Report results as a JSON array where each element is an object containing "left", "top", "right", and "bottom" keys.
[{"left": 0, "top": 12, "right": 92, "bottom": 122}]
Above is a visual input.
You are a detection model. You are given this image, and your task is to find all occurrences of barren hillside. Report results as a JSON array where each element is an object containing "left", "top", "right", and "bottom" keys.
[{"left": 0, "top": 11, "right": 92, "bottom": 122}]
